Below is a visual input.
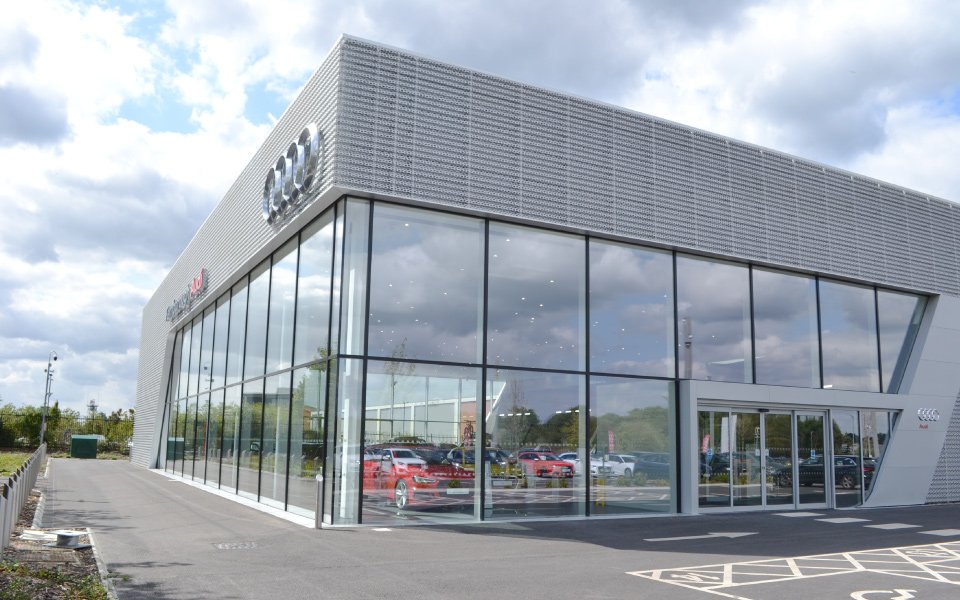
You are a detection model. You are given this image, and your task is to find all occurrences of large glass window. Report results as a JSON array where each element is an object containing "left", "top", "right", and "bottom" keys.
[
  {"left": 194, "top": 394, "right": 210, "bottom": 482},
  {"left": 589, "top": 377, "right": 675, "bottom": 514},
  {"left": 238, "top": 380, "right": 264, "bottom": 500},
  {"left": 860, "top": 410, "right": 893, "bottom": 497},
  {"left": 260, "top": 373, "right": 291, "bottom": 509},
  {"left": 485, "top": 369, "right": 585, "bottom": 519},
  {"left": 698, "top": 410, "right": 729, "bottom": 508},
  {"left": 752, "top": 268, "right": 820, "bottom": 387},
  {"left": 878, "top": 291, "right": 926, "bottom": 392},
  {"left": 221, "top": 386, "right": 241, "bottom": 493},
  {"left": 198, "top": 308, "right": 215, "bottom": 393},
  {"left": 288, "top": 365, "right": 326, "bottom": 518},
  {"left": 244, "top": 261, "right": 271, "bottom": 380},
  {"left": 362, "top": 361, "right": 481, "bottom": 524},
  {"left": 339, "top": 200, "right": 369, "bottom": 356},
  {"left": 368, "top": 205, "right": 484, "bottom": 364},
  {"left": 225, "top": 282, "right": 248, "bottom": 386},
  {"left": 209, "top": 294, "right": 230, "bottom": 390},
  {"left": 188, "top": 318, "right": 203, "bottom": 397},
  {"left": 487, "top": 223, "right": 585, "bottom": 370},
  {"left": 205, "top": 389, "right": 224, "bottom": 488},
  {"left": 266, "top": 240, "right": 298, "bottom": 374},
  {"left": 177, "top": 326, "right": 191, "bottom": 399},
  {"left": 676, "top": 255, "right": 752, "bottom": 383},
  {"left": 175, "top": 398, "right": 188, "bottom": 476},
  {"left": 331, "top": 359, "right": 362, "bottom": 525},
  {"left": 819, "top": 280, "right": 879, "bottom": 392},
  {"left": 294, "top": 213, "right": 334, "bottom": 366},
  {"left": 589, "top": 240, "right": 674, "bottom": 377},
  {"left": 832, "top": 410, "right": 861, "bottom": 508},
  {"left": 182, "top": 397, "right": 198, "bottom": 479}
]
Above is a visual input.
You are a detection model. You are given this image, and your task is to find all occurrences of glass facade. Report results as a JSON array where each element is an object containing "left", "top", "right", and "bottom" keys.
[{"left": 162, "top": 197, "right": 923, "bottom": 523}]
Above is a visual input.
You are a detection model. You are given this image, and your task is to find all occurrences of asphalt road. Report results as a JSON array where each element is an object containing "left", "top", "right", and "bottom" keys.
[{"left": 40, "top": 458, "right": 960, "bottom": 599}]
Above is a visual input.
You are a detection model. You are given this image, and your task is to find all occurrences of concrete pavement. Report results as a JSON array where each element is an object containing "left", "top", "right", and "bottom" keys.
[{"left": 40, "top": 458, "right": 960, "bottom": 599}]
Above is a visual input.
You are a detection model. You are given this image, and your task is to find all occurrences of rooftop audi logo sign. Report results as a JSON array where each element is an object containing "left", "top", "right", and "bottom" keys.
[
  {"left": 262, "top": 123, "right": 322, "bottom": 224},
  {"left": 165, "top": 268, "right": 209, "bottom": 322},
  {"left": 917, "top": 408, "right": 941, "bottom": 422}
]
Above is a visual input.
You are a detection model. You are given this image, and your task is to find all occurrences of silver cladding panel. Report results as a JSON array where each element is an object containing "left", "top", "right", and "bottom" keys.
[
  {"left": 334, "top": 37, "right": 960, "bottom": 295},
  {"left": 136, "top": 36, "right": 960, "bottom": 506},
  {"left": 927, "top": 391, "right": 960, "bottom": 503},
  {"left": 131, "top": 42, "right": 343, "bottom": 467}
]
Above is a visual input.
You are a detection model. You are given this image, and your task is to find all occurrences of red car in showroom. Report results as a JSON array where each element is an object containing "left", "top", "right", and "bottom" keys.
[
  {"left": 516, "top": 451, "right": 575, "bottom": 478},
  {"left": 363, "top": 447, "right": 474, "bottom": 509}
]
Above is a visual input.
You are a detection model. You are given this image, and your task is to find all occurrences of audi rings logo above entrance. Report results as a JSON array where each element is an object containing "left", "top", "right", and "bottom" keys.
[
  {"left": 262, "top": 123, "right": 322, "bottom": 224},
  {"left": 917, "top": 408, "right": 941, "bottom": 422}
]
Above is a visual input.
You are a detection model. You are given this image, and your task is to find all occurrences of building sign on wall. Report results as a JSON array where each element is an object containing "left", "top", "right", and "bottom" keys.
[
  {"left": 262, "top": 123, "right": 322, "bottom": 224},
  {"left": 165, "top": 268, "right": 209, "bottom": 322}
]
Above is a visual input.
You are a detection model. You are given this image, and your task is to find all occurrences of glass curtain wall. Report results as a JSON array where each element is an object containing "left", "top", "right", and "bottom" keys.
[{"left": 162, "top": 197, "right": 926, "bottom": 524}]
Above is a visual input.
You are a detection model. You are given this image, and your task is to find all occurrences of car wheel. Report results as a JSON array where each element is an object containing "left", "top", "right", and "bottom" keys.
[
  {"left": 395, "top": 480, "right": 409, "bottom": 510},
  {"left": 624, "top": 468, "right": 632, "bottom": 478},
  {"left": 538, "top": 469, "right": 546, "bottom": 478},
  {"left": 838, "top": 474, "right": 855, "bottom": 490},
  {"left": 777, "top": 475, "right": 792, "bottom": 488}
]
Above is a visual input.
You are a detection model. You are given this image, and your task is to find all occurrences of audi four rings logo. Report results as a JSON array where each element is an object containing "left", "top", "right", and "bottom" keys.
[
  {"left": 262, "top": 123, "right": 321, "bottom": 224},
  {"left": 917, "top": 408, "right": 940, "bottom": 422}
]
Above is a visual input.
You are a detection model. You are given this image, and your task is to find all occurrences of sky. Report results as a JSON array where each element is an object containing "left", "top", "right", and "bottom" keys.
[{"left": 1, "top": 0, "right": 959, "bottom": 415}]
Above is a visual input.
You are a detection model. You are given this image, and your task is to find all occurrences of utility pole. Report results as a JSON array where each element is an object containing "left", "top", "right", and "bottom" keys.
[{"left": 40, "top": 350, "right": 58, "bottom": 446}]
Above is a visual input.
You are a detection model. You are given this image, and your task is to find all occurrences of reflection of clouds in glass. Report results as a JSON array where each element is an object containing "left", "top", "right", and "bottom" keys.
[
  {"left": 267, "top": 243, "right": 298, "bottom": 372},
  {"left": 878, "top": 290, "right": 924, "bottom": 392},
  {"left": 753, "top": 269, "right": 819, "bottom": 387},
  {"left": 294, "top": 215, "right": 334, "bottom": 366},
  {"left": 820, "top": 280, "right": 879, "bottom": 391},
  {"left": 368, "top": 205, "right": 483, "bottom": 363},
  {"left": 488, "top": 223, "right": 585, "bottom": 370},
  {"left": 676, "top": 255, "right": 751, "bottom": 382},
  {"left": 590, "top": 240, "right": 674, "bottom": 376}
]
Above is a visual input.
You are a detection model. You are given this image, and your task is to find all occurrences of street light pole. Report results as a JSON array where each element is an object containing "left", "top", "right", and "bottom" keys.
[{"left": 40, "top": 351, "right": 58, "bottom": 446}]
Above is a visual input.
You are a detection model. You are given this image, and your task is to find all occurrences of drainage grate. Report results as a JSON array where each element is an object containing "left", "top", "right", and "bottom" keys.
[{"left": 214, "top": 542, "right": 258, "bottom": 550}]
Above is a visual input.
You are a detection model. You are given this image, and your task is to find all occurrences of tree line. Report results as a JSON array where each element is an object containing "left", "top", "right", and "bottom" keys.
[{"left": 0, "top": 402, "right": 134, "bottom": 453}]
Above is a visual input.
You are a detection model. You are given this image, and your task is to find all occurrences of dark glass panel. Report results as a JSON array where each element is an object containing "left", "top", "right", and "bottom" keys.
[
  {"left": 368, "top": 205, "right": 484, "bottom": 363},
  {"left": 752, "top": 268, "right": 819, "bottom": 387},
  {"left": 294, "top": 212, "right": 334, "bottom": 366},
  {"left": 188, "top": 318, "right": 203, "bottom": 397},
  {"left": 676, "top": 255, "right": 752, "bottom": 383},
  {"left": 764, "top": 413, "right": 794, "bottom": 506},
  {"left": 877, "top": 290, "right": 926, "bottom": 392},
  {"left": 182, "top": 397, "right": 197, "bottom": 478},
  {"left": 698, "top": 410, "right": 730, "bottom": 507},
  {"left": 487, "top": 223, "right": 585, "bottom": 370},
  {"left": 819, "top": 280, "right": 879, "bottom": 392},
  {"left": 243, "top": 261, "right": 271, "bottom": 380},
  {"left": 266, "top": 240, "right": 298, "bottom": 373},
  {"left": 860, "top": 410, "right": 892, "bottom": 497},
  {"left": 589, "top": 240, "right": 674, "bottom": 377},
  {"left": 589, "top": 377, "right": 675, "bottom": 514},
  {"left": 339, "top": 199, "right": 369, "bottom": 356},
  {"left": 177, "top": 326, "right": 191, "bottom": 399},
  {"left": 832, "top": 410, "right": 862, "bottom": 507},
  {"left": 198, "top": 308, "right": 215, "bottom": 393},
  {"left": 796, "top": 413, "right": 826, "bottom": 505},
  {"left": 205, "top": 389, "right": 224, "bottom": 487},
  {"left": 194, "top": 394, "right": 209, "bottom": 482},
  {"left": 732, "top": 412, "right": 762, "bottom": 507},
  {"left": 485, "top": 369, "right": 585, "bottom": 519},
  {"left": 330, "top": 359, "right": 362, "bottom": 525}
]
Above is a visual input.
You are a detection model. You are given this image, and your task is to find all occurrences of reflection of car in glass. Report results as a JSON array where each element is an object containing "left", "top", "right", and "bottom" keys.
[
  {"left": 557, "top": 452, "right": 582, "bottom": 473},
  {"left": 591, "top": 454, "right": 636, "bottom": 478},
  {"left": 363, "top": 447, "right": 474, "bottom": 509},
  {"left": 632, "top": 452, "right": 670, "bottom": 479},
  {"left": 774, "top": 455, "right": 872, "bottom": 489},
  {"left": 446, "top": 447, "right": 523, "bottom": 484},
  {"left": 517, "top": 451, "right": 574, "bottom": 478}
]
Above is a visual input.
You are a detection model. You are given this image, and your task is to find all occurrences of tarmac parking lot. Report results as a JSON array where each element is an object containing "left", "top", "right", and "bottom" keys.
[{"left": 39, "top": 458, "right": 960, "bottom": 599}]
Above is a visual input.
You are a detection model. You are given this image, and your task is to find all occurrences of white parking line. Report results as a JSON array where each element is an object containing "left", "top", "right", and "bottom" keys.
[
  {"left": 627, "top": 540, "right": 960, "bottom": 599},
  {"left": 773, "top": 511, "right": 823, "bottom": 517},
  {"left": 816, "top": 517, "right": 871, "bottom": 524},
  {"left": 921, "top": 529, "right": 960, "bottom": 537},
  {"left": 865, "top": 523, "right": 922, "bottom": 530}
]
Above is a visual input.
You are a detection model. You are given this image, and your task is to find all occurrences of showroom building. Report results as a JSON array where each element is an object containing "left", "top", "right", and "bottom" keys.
[{"left": 133, "top": 36, "right": 960, "bottom": 527}]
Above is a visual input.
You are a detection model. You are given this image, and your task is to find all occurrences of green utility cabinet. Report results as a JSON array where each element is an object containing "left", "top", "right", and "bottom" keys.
[{"left": 70, "top": 435, "right": 99, "bottom": 459}]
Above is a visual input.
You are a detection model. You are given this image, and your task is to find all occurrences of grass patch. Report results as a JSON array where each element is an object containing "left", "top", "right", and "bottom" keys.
[
  {"left": 0, "top": 561, "right": 109, "bottom": 600},
  {"left": 0, "top": 452, "right": 31, "bottom": 477}
]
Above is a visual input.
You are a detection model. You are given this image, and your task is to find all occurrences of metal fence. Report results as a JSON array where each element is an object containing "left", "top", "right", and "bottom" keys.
[
  {"left": 1, "top": 444, "right": 45, "bottom": 549},
  {"left": 0, "top": 411, "right": 133, "bottom": 455}
]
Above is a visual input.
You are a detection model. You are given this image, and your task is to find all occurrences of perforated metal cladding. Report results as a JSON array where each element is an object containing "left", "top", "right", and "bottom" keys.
[
  {"left": 131, "top": 42, "right": 343, "bottom": 467},
  {"left": 926, "top": 392, "right": 960, "bottom": 503},
  {"left": 334, "top": 37, "right": 960, "bottom": 297}
]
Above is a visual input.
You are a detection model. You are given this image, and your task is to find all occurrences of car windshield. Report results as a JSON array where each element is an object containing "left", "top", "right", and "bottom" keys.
[{"left": 392, "top": 449, "right": 417, "bottom": 459}]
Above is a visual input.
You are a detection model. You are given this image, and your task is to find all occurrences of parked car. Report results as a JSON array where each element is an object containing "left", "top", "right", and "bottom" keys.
[
  {"left": 632, "top": 452, "right": 671, "bottom": 480},
  {"left": 363, "top": 447, "right": 474, "bottom": 509},
  {"left": 557, "top": 452, "right": 582, "bottom": 473},
  {"left": 446, "top": 446, "right": 523, "bottom": 483},
  {"left": 516, "top": 451, "right": 574, "bottom": 478}
]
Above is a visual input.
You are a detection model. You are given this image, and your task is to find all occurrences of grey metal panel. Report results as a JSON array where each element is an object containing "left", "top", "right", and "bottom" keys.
[
  {"left": 927, "top": 390, "right": 960, "bottom": 503},
  {"left": 132, "top": 39, "right": 344, "bottom": 467}
]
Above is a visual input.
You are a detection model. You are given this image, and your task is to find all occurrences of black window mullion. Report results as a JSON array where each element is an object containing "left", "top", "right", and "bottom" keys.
[
  {"left": 815, "top": 276, "right": 824, "bottom": 388},
  {"left": 584, "top": 237, "right": 591, "bottom": 516},
  {"left": 873, "top": 288, "right": 884, "bottom": 392},
  {"left": 356, "top": 199, "right": 375, "bottom": 523},
  {"left": 479, "top": 219, "right": 490, "bottom": 520}
]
